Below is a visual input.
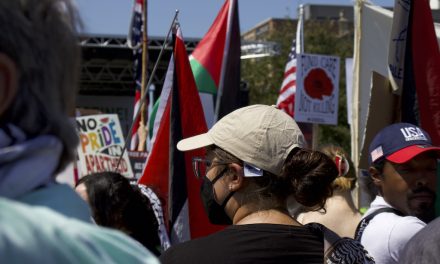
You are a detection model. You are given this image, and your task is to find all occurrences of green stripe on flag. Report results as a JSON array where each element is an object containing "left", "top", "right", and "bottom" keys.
[
  {"left": 190, "top": 59, "right": 217, "bottom": 94},
  {"left": 149, "top": 98, "right": 160, "bottom": 139}
]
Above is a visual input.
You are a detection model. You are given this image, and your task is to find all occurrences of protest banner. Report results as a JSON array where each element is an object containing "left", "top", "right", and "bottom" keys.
[
  {"left": 294, "top": 53, "right": 340, "bottom": 125},
  {"left": 76, "top": 114, "right": 134, "bottom": 178}
]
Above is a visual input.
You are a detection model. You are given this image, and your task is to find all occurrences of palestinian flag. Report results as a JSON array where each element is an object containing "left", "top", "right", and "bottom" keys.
[
  {"left": 189, "top": 0, "right": 241, "bottom": 126},
  {"left": 139, "top": 24, "right": 224, "bottom": 243},
  {"left": 389, "top": 0, "right": 440, "bottom": 144},
  {"left": 409, "top": 0, "right": 440, "bottom": 145}
]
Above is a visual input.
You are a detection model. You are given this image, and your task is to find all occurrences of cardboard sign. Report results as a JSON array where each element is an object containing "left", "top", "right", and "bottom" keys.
[
  {"left": 294, "top": 53, "right": 340, "bottom": 125},
  {"left": 359, "top": 71, "right": 397, "bottom": 170},
  {"left": 76, "top": 114, "right": 133, "bottom": 178}
]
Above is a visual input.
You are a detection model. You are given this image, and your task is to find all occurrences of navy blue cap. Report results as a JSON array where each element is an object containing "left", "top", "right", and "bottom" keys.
[{"left": 368, "top": 123, "right": 440, "bottom": 165}]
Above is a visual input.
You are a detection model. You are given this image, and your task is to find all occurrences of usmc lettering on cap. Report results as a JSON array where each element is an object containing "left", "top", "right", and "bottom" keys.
[{"left": 400, "top": 127, "right": 428, "bottom": 142}]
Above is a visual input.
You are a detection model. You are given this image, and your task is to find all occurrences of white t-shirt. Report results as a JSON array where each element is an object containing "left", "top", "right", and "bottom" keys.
[{"left": 360, "top": 196, "right": 426, "bottom": 264}]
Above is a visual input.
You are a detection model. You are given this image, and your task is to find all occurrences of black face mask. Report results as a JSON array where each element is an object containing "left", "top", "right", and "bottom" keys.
[{"left": 200, "top": 168, "right": 235, "bottom": 225}]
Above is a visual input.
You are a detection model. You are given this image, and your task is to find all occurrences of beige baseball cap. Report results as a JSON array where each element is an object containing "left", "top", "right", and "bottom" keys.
[{"left": 177, "top": 104, "right": 306, "bottom": 176}]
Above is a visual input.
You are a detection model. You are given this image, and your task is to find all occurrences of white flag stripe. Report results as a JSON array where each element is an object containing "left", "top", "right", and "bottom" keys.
[
  {"left": 281, "top": 73, "right": 297, "bottom": 87},
  {"left": 145, "top": 56, "right": 174, "bottom": 158},
  {"left": 279, "top": 81, "right": 296, "bottom": 98},
  {"left": 277, "top": 88, "right": 296, "bottom": 104},
  {"left": 130, "top": 101, "right": 140, "bottom": 149},
  {"left": 284, "top": 60, "right": 297, "bottom": 71}
]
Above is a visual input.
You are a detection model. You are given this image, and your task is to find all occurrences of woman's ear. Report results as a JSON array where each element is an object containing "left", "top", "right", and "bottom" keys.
[
  {"left": 0, "top": 53, "right": 18, "bottom": 116},
  {"left": 227, "top": 163, "right": 244, "bottom": 191}
]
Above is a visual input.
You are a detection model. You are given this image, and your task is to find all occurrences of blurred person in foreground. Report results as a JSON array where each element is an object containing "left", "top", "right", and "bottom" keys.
[
  {"left": 76, "top": 172, "right": 162, "bottom": 256},
  {"left": 401, "top": 216, "right": 440, "bottom": 264},
  {"left": 355, "top": 123, "right": 440, "bottom": 264},
  {"left": 0, "top": 0, "right": 157, "bottom": 262},
  {"left": 160, "top": 105, "right": 374, "bottom": 264},
  {"left": 297, "top": 145, "right": 361, "bottom": 238}
]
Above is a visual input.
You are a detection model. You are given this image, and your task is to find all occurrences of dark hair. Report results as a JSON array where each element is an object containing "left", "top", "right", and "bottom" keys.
[
  {"left": 371, "top": 159, "right": 385, "bottom": 173},
  {"left": 76, "top": 172, "right": 161, "bottom": 255},
  {"left": 283, "top": 148, "right": 337, "bottom": 209},
  {"left": 209, "top": 146, "right": 338, "bottom": 210}
]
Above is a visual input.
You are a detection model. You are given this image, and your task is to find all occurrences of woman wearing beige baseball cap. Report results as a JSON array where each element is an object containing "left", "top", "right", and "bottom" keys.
[{"left": 160, "top": 105, "right": 374, "bottom": 264}]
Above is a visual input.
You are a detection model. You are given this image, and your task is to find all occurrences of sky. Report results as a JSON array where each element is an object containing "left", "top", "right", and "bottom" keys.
[{"left": 75, "top": 0, "right": 394, "bottom": 38}]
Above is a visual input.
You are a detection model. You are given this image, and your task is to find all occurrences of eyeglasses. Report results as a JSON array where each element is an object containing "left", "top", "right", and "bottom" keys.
[{"left": 192, "top": 157, "right": 229, "bottom": 179}]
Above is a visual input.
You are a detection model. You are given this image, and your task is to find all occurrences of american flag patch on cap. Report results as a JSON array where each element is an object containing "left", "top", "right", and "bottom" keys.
[{"left": 371, "top": 146, "right": 384, "bottom": 163}]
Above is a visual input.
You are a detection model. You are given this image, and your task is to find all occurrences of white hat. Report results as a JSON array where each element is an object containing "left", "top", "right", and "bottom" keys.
[{"left": 177, "top": 105, "right": 306, "bottom": 176}]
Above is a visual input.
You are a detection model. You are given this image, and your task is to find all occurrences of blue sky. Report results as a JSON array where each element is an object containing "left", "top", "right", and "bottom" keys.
[{"left": 75, "top": 0, "right": 394, "bottom": 38}]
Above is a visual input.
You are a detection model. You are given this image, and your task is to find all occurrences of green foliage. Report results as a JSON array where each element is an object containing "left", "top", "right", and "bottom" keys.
[{"left": 241, "top": 19, "right": 354, "bottom": 152}]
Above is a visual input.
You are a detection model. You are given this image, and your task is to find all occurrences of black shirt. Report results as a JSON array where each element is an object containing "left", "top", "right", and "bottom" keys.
[{"left": 160, "top": 223, "right": 324, "bottom": 264}]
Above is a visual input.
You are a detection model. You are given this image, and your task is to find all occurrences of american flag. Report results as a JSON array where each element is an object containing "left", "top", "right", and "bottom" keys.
[
  {"left": 129, "top": 0, "right": 144, "bottom": 150},
  {"left": 276, "top": 38, "right": 297, "bottom": 117}
]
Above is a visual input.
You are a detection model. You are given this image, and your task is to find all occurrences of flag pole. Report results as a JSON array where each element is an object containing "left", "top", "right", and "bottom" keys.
[
  {"left": 137, "top": 0, "right": 149, "bottom": 151},
  {"left": 296, "top": 4, "right": 320, "bottom": 149},
  {"left": 296, "top": 4, "right": 319, "bottom": 149},
  {"left": 116, "top": 10, "right": 180, "bottom": 172},
  {"left": 214, "top": 0, "right": 236, "bottom": 122}
]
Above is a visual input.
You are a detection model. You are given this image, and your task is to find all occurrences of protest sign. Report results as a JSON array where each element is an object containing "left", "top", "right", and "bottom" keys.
[
  {"left": 294, "top": 53, "right": 340, "bottom": 125},
  {"left": 76, "top": 114, "right": 134, "bottom": 178}
]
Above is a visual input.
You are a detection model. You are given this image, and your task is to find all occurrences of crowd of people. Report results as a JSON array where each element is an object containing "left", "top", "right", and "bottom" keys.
[{"left": 1, "top": 0, "right": 440, "bottom": 263}]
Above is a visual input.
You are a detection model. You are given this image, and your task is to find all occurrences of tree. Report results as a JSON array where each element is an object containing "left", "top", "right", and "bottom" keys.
[{"left": 241, "top": 19, "right": 354, "bottom": 152}]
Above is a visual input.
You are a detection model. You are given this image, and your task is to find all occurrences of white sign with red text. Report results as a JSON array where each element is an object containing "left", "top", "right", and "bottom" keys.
[{"left": 294, "top": 53, "right": 340, "bottom": 125}]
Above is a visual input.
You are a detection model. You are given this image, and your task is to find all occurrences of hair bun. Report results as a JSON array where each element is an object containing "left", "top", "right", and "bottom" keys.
[{"left": 283, "top": 149, "right": 338, "bottom": 209}]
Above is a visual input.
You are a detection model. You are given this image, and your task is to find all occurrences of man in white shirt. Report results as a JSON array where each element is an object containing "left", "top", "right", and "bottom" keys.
[{"left": 355, "top": 123, "right": 440, "bottom": 264}]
